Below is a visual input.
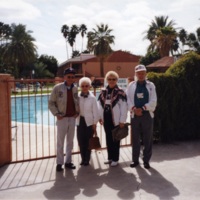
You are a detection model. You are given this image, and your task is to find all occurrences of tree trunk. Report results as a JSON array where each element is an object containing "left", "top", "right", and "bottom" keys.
[
  {"left": 100, "top": 59, "right": 104, "bottom": 77},
  {"left": 65, "top": 39, "right": 69, "bottom": 59}
]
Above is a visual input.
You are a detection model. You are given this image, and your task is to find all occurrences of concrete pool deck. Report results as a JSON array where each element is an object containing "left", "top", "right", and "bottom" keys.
[{"left": 0, "top": 140, "right": 200, "bottom": 200}]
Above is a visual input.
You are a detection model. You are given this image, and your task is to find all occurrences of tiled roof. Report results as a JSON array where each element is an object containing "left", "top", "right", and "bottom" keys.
[
  {"left": 106, "top": 50, "right": 140, "bottom": 62},
  {"left": 59, "top": 54, "right": 97, "bottom": 67},
  {"left": 147, "top": 56, "right": 175, "bottom": 68},
  {"left": 59, "top": 51, "right": 140, "bottom": 67}
]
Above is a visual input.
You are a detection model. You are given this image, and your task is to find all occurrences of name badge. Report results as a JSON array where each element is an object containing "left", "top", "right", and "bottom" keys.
[
  {"left": 105, "top": 100, "right": 111, "bottom": 105},
  {"left": 137, "top": 93, "right": 144, "bottom": 98}
]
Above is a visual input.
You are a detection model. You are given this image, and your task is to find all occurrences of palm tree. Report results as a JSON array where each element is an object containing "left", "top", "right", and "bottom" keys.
[
  {"left": 87, "top": 23, "right": 115, "bottom": 77},
  {"left": 0, "top": 22, "right": 12, "bottom": 73},
  {"left": 61, "top": 24, "right": 70, "bottom": 59},
  {"left": 187, "top": 27, "right": 200, "bottom": 54},
  {"left": 145, "top": 16, "right": 176, "bottom": 41},
  {"left": 2, "top": 24, "right": 37, "bottom": 77},
  {"left": 68, "top": 25, "right": 79, "bottom": 52},
  {"left": 153, "top": 26, "right": 177, "bottom": 57},
  {"left": 79, "top": 24, "right": 87, "bottom": 52},
  {"left": 178, "top": 28, "right": 188, "bottom": 54},
  {"left": 72, "top": 50, "right": 80, "bottom": 58},
  {"left": 145, "top": 16, "right": 177, "bottom": 55},
  {"left": 34, "top": 62, "right": 54, "bottom": 78},
  {"left": 0, "top": 22, "right": 12, "bottom": 46}
]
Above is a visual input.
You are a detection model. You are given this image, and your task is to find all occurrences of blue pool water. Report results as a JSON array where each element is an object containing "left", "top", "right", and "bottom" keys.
[
  {"left": 11, "top": 95, "right": 56, "bottom": 125},
  {"left": 12, "top": 92, "right": 100, "bottom": 125}
]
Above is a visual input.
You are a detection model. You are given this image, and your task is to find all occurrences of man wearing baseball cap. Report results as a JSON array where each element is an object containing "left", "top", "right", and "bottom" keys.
[
  {"left": 126, "top": 65, "right": 157, "bottom": 169},
  {"left": 49, "top": 67, "right": 79, "bottom": 172}
]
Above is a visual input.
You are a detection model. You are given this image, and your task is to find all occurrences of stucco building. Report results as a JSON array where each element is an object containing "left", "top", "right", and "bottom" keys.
[
  {"left": 57, "top": 50, "right": 141, "bottom": 79},
  {"left": 146, "top": 56, "right": 176, "bottom": 73}
]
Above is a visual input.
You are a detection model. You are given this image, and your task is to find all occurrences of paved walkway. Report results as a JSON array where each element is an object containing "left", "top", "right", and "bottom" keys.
[{"left": 0, "top": 140, "right": 200, "bottom": 200}]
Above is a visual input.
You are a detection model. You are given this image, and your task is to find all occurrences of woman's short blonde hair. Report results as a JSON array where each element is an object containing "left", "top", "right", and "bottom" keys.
[
  {"left": 105, "top": 71, "right": 119, "bottom": 82},
  {"left": 79, "top": 77, "right": 92, "bottom": 87}
]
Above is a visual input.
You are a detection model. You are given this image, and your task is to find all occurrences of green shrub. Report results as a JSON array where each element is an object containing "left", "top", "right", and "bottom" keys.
[{"left": 148, "top": 52, "right": 200, "bottom": 142}]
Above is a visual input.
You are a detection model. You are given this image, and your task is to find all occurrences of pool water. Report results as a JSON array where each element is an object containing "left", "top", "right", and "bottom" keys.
[
  {"left": 11, "top": 95, "right": 55, "bottom": 125},
  {"left": 11, "top": 91, "right": 100, "bottom": 125}
]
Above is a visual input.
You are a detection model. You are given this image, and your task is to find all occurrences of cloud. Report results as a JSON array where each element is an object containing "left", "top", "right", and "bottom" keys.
[
  {"left": 60, "top": 1, "right": 155, "bottom": 56},
  {"left": 1, "top": 0, "right": 200, "bottom": 64},
  {"left": 34, "top": 41, "right": 48, "bottom": 49},
  {"left": 0, "top": 0, "right": 41, "bottom": 20}
]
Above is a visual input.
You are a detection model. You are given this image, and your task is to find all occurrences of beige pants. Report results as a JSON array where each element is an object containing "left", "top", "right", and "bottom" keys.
[{"left": 56, "top": 117, "right": 76, "bottom": 165}]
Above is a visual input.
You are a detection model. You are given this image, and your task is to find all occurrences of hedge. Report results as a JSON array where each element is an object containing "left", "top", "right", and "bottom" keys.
[{"left": 147, "top": 52, "right": 200, "bottom": 142}]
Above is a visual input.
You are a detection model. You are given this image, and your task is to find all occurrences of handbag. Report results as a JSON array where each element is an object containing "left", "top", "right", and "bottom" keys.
[
  {"left": 112, "top": 123, "right": 131, "bottom": 141},
  {"left": 89, "top": 130, "right": 101, "bottom": 150}
]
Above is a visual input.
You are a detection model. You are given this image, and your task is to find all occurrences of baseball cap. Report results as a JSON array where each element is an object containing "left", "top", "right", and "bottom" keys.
[
  {"left": 64, "top": 67, "right": 76, "bottom": 75},
  {"left": 135, "top": 65, "right": 147, "bottom": 72}
]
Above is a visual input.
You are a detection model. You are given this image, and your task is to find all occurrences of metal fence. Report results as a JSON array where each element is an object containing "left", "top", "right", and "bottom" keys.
[{"left": 10, "top": 78, "right": 131, "bottom": 163}]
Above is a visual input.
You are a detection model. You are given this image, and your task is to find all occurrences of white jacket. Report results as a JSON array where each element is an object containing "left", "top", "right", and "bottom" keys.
[
  {"left": 126, "top": 80, "right": 157, "bottom": 118},
  {"left": 98, "top": 91, "right": 128, "bottom": 126},
  {"left": 76, "top": 91, "right": 100, "bottom": 127}
]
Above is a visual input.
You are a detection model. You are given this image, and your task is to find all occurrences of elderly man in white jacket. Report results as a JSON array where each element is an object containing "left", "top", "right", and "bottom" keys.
[
  {"left": 76, "top": 77, "right": 100, "bottom": 166},
  {"left": 126, "top": 65, "right": 157, "bottom": 169}
]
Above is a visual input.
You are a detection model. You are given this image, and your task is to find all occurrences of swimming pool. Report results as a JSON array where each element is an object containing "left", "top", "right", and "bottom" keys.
[
  {"left": 11, "top": 91, "right": 100, "bottom": 125},
  {"left": 11, "top": 95, "right": 55, "bottom": 125}
]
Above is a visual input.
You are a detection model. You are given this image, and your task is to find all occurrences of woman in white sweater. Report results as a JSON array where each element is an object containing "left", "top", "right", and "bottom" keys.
[{"left": 76, "top": 77, "right": 100, "bottom": 166}]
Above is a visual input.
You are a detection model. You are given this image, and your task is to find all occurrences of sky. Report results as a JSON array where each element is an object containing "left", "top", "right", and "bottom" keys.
[{"left": 1, "top": 0, "right": 200, "bottom": 64}]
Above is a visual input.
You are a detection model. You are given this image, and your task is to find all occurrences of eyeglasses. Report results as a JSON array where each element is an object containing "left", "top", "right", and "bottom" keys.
[
  {"left": 67, "top": 76, "right": 75, "bottom": 79},
  {"left": 81, "top": 85, "right": 89, "bottom": 88},
  {"left": 108, "top": 78, "right": 117, "bottom": 81}
]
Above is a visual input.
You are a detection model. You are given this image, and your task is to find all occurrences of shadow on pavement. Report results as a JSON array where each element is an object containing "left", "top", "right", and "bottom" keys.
[
  {"left": 136, "top": 166, "right": 180, "bottom": 199},
  {"left": 151, "top": 140, "right": 200, "bottom": 162},
  {"left": 101, "top": 166, "right": 138, "bottom": 199},
  {"left": 43, "top": 170, "right": 80, "bottom": 200}
]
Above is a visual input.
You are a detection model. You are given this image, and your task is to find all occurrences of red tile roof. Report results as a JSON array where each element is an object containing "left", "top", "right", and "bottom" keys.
[
  {"left": 59, "top": 51, "right": 140, "bottom": 68},
  {"left": 106, "top": 50, "right": 140, "bottom": 62},
  {"left": 147, "top": 56, "right": 175, "bottom": 68},
  {"left": 59, "top": 54, "right": 97, "bottom": 67}
]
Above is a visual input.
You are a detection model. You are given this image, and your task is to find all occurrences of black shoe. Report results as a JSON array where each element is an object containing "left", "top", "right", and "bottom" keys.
[
  {"left": 65, "top": 162, "right": 76, "bottom": 169},
  {"left": 80, "top": 161, "right": 84, "bottom": 165},
  {"left": 130, "top": 162, "right": 139, "bottom": 168},
  {"left": 144, "top": 162, "right": 150, "bottom": 169},
  {"left": 56, "top": 164, "right": 63, "bottom": 172}
]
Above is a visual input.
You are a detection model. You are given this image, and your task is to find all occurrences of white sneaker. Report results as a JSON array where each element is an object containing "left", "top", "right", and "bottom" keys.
[
  {"left": 111, "top": 161, "right": 118, "bottom": 167},
  {"left": 104, "top": 160, "right": 112, "bottom": 164}
]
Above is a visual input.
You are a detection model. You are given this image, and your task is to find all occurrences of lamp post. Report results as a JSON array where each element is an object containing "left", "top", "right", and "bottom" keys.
[{"left": 32, "top": 70, "right": 35, "bottom": 79}]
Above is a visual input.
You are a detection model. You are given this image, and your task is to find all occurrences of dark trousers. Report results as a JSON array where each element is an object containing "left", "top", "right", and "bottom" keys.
[
  {"left": 77, "top": 117, "right": 93, "bottom": 163},
  {"left": 104, "top": 114, "right": 120, "bottom": 162},
  {"left": 131, "top": 112, "right": 153, "bottom": 163}
]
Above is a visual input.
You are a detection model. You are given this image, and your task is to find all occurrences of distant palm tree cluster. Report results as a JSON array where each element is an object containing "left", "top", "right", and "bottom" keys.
[
  {"left": 142, "top": 16, "right": 200, "bottom": 65},
  {"left": 61, "top": 24, "right": 88, "bottom": 59},
  {"left": 0, "top": 22, "right": 58, "bottom": 78},
  {"left": 62, "top": 17, "right": 200, "bottom": 75},
  {"left": 87, "top": 24, "right": 115, "bottom": 77},
  {"left": 1, "top": 16, "right": 199, "bottom": 78},
  {"left": 61, "top": 23, "right": 115, "bottom": 77},
  {"left": 0, "top": 23, "right": 37, "bottom": 77}
]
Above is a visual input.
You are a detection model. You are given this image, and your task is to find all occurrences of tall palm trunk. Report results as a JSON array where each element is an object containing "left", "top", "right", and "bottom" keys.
[
  {"left": 100, "top": 58, "right": 104, "bottom": 77},
  {"left": 65, "top": 38, "right": 69, "bottom": 59}
]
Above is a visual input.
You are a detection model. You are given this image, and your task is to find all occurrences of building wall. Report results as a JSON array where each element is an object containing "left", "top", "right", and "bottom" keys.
[
  {"left": 83, "top": 61, "right": 139, "bottom": 78},
  {"left": 104, "top": 62, "right": 139, "bottom": 78},
  {"left": 83, "top": 62, "right": 100, "bottom": 77},
  {"left": 58, "top": 60, "right": 139, "bottom": 78}
]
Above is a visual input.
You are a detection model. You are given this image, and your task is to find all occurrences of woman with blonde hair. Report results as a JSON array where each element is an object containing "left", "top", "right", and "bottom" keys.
[{"left": 98, "top": 71, "right": 128, "bottom": 167}]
